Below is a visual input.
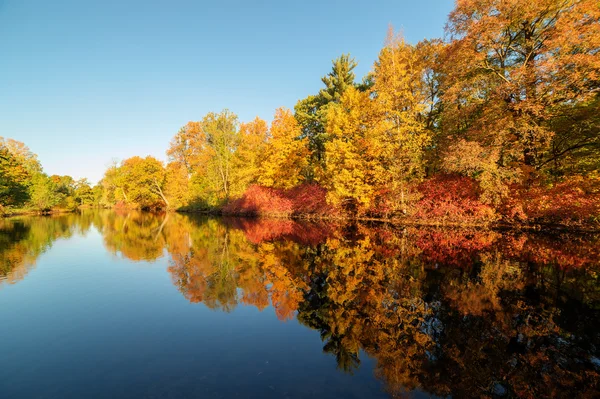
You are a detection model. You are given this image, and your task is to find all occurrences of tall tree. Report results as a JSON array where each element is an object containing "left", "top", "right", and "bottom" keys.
[
  {"left": 0, "top": 147, "right": 30, "bottom": 208},
  {"left": 232, "top": 117, "right": 269, "bottom": 195},
  {"left": 371, "top": 32, "right": 437, "bottom": 212},
  {"left": 259, "top": 108, "right": 309, "bottom": 189},
  {"left": 167, "top": 110, "right": 241, "bottom": 206},
  {"left": 295, "top": 54, "right": 358, "bottom": 166},
  {"left": 441, "top": 0, "right": 600, "bottom": 189}
]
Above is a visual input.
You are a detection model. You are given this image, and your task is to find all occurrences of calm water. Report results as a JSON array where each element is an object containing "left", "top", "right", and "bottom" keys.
[{"left": 1, "top": 211, "right": 599, "bottom": 398}]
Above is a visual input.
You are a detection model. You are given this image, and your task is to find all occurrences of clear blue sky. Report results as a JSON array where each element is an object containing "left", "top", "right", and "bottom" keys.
[{"left": 0, "top": 0, "right": 454, "bottom": 183}]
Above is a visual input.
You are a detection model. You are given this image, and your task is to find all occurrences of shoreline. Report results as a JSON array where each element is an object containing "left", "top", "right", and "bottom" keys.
[
  {"left": 178, "top": 209, "right": 600, "bottom": 234},
  {"left": 3, "top": 207, "right": 597, "bottom": 234}
]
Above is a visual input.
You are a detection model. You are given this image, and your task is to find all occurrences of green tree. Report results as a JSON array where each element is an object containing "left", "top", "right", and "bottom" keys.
[
  {"left": 295, "top": 54, "right": 358, "bottom": 167},
  {"left": 74, "top": 178, "right": 95, "bottom": 206},
  {"left": 28, "top": 173, "right": 59, "bottom": 211},
  {"left": 0, "top": 147, "right": 30, "bottom": 209}
]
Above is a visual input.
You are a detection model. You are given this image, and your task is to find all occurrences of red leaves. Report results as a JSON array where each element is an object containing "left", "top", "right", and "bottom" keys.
[
  {"left": 222, "top": 183, "right": 337, "bottom": 218},
  {"left": 223, "top": 217, "right": 333, "bottom": 245},
  {"left": 222, "top": 185, "right": 293, "bottom": 217},
  {"left": 501, "top": 177, "right": 600, "bottom": 226},
  {"left": 413, "top": 174, "right": 497, "bottom": 224}
]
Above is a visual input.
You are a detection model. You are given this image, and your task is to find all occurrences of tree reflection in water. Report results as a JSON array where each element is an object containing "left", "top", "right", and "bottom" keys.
[{"left": 1, "top": 211, "right": 599, "bottom": 397}]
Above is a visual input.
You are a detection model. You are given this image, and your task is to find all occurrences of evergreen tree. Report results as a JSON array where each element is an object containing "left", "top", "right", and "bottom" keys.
[{"left": 295, "top": 54, "right": 358, "bottom": 168}]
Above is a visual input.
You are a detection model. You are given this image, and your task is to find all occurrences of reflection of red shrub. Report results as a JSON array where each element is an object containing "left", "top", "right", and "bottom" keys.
[
  {"left": 223, "top": 217, "right": 333, "bottom": 245},
  {"left": 414, "top": 174, "right": 496, "bottom": 224},
  {"left": 501, "top": 233, "right": 600, "bottom": 269},
  {"left": 501, "top": 177, "right": 600, "bottom": 226},
  {"left": 416, "top": 229, "right": 497, "bottom": 267},
  {"left": 223, "top": 183, "right": 337, "bottom": 218}
]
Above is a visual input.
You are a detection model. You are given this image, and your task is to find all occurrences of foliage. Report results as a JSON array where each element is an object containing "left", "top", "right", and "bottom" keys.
[
  {"left": 501, "top": 176, "right": 600, "bottom": 225},
  {"left": 100, "top": 156, "right": 168, "bottom": 210},
  {"left": 413, "top": 174, "right": 497, "bottom": 224},
  {"left": 7, "top": 0, "right": 600, "bottom": 228},
  {"left": 223, "top": 183, "right": 335, "bottom": 218},
  {"left": 440, "top": 0, "right": 600, "bottom": 181},
  {"left": 294, "top": 54, "right": 358, "bottom": 167},
  {"left": 0, "top": 147, "right": 30, "bottom": 210},
  {"left": 258, "top": 108, "right": 309, "bottom": 189},
  {"left": 222, "top": 185, "right": 293, "bottom": 217},
  {"left": 28, "top": 173, "right": 60, "bottom": 211}
]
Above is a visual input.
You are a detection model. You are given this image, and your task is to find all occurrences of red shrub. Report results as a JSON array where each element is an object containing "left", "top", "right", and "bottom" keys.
[
  {"left": 415, "top": 229, "right": 497, "bottom": 267},
  {"left": 501, "top": 177, "right": 600, "bottom": 226},
  {"left": 286, "top": 183, "right": 338, "bottom": 216},
  {"left": 413, "top": 174, "right": 496, "bottom": 224},
  {"left": 223, "top": 183, "right": 338, "bottom": 218},
  {"left": 222, "top": 185, "right": 293, "bottom": 217},
  {"left": 223, "top": 217, "right": 333, "bottom": 245}
]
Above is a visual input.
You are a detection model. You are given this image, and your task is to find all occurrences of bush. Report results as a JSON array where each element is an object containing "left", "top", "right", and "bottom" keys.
[
  {"left": 501, "top": 176, "right": 600, "bottom": 226},
  {"left": 413, "top": 174, "right": 497, "bottom": 224},
  {"left": 222, "top": 183, "right": 337, "bottom": 218},
  {"left": 222, "top": 185, "right": 293, "bottom": 217}
]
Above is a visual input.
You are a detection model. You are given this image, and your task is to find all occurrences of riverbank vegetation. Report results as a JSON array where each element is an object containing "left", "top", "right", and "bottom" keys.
[
  {"left": 2, "top": 0, "right": 599, "bottom": 228},
  {"left": 0, "top": 137, "right": 97, "bottom": 216}
]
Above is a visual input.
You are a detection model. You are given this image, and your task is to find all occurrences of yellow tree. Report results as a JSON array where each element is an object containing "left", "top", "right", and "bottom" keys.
[
  {"left": 114, "top": 156, "right": 168, "bottom": 209},
  {"left": 163, "top": 162, "right": 190, "bottom": 209},
  {"left": 231, "top": 117, "right": 269, "bottom": 196},
  {"left": 166, "top": 121, "right": 204, "bottom": 174},
  {"left": 441, "top": 0, "right": 600, "bottom": 187},
  {"left": 167, "top": 110, "right": 241, "bottom": 206},
  {"left": 258, "top": 108, "right": 309, "bottom": 189},
  {"left": 371, "top": 31, "right": 435, "bottom": 213},
  {"left": 322, "top": 33, "right": 437, "bottom": 215},
  {"left": 321, "top": 87, "right": 384, "bottom": 213}
]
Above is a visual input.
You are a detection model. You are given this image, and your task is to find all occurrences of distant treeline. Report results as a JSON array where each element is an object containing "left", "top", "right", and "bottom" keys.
[
  {"left": 0, "top": 137, "right": 97, "bottom": 215},
  {"left": 2, "top": 0, "right": 599, "bottom": 226}
]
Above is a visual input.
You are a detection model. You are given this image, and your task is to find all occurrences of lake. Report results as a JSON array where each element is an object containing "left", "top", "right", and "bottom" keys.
[{"left": 1, "top": 211, "right": 599, "bottom": 398}]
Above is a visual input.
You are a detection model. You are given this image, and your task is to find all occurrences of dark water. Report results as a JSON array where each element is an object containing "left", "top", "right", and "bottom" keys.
[{"left": 1, "top": 211, "right": 599, "bottom": 398}]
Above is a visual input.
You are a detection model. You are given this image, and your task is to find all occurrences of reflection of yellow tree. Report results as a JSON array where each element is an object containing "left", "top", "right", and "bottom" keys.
[
  {"left": 0, "top": 213, "right": 89, "bottom": 286},
  {"left": 160, "top": 217, "right": 600, "bottom": 397},
  {"left": 99, "top": 211, "right": 169, "bottom": 262},
  {"left": 166, "top": 216, "right": 309, "bottom": 318}
]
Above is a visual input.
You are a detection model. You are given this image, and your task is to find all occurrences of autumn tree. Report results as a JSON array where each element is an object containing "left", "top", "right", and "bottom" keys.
[
  {"left": 163, "top": 162, "right": 191, "bottom": 209},
  {"left": 0, "top": 137, "right": 42, "bottom": 174},
  {"left": 119, "top": 156, "right": 168, "bottom": 209},
  {"left": 321, "top": 87, "right": 383, "bottom": 213},
  {"left": 166, "top": 121, "right": 204, "bottom": 174},
  {"left": 371, "top": 32, "right": 437, "bottom": 212},
  {"left": 321, "top": 33, "right": 436, "bottom": 215},
  {"left": 295, "top": 54, "right": 358, "bottom": 167},
  {"left": 73, "top": 179, "right": 95, "bottom": 206},
  {"left": 231, "top": 117, "right": 269, "bottom": 194},
  {"left": 441, "top": 0, "right": 600, "bottom": 190},
  {"left": 167, "top": 110, "right": 241, "bottom": 206},
  {"left": 0, "top": 147, "right": 30, "bottom": 209},
  {"left": 258, "top": 108, "right": 309, "bottom": 189},
  {"left": 99, "top": 156, "right": 169, "bottom": 209}
]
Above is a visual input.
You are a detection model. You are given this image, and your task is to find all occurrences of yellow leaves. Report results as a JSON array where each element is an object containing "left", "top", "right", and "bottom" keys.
[
  {"left": 318, "top": 34, "right": 435, "bottom": 214},
  {"left": 231, "top": 117, "right": 269, "bottom": 197},
  {"left": 258, "top": 108, "right": 309, "bottom": 190}
]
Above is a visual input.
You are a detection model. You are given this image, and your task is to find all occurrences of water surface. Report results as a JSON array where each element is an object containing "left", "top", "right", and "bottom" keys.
[{"left": 1, "top": 211, "right": 599, "bottom": 398}]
